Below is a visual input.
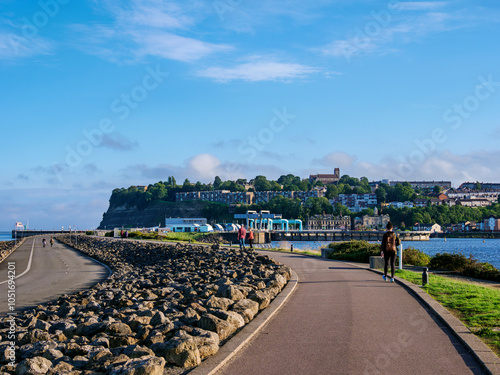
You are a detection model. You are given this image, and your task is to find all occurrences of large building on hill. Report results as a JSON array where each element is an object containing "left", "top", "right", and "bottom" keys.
[
  {"left": 369, "top": 180, "right": 452, "bottom": 191},
  {"left": 176, "top": 189, "right": 326, "bottom": 205},
  {"left": 330, "top": 193, "right": 378, "bottom": 212},
  {"left": 459, "top": 182, "right": 500, "bottom": 191},
  {"left": 309, "top": 168, "right": 340, "bottom": 185}
]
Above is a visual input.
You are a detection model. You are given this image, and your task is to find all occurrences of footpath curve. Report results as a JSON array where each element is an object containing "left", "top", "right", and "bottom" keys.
[
  {"left": 0, "top": 237, "right": 110, "bottom": 316},
  {"left": 206, "top": 250, "right": 495, "bottom": 375}
]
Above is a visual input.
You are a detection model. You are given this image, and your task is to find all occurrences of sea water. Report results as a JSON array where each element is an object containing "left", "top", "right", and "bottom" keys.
[
  {"left": 0, "top": 232, "right": 13, "bottom": 242},
  {"left": 269, "top": 238, "right": 500, "bottom": 269}
]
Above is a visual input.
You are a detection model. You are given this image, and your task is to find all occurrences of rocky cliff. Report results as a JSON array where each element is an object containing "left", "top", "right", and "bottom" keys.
[{"left": 98, "top": 201, "right": 216, "bottom": 229}]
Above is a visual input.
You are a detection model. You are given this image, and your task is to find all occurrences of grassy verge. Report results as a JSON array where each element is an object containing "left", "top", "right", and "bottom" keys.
[
  {"left": 395, "top": 269, "right": 500, "bottom": 356},
  {"left": 256, "top": 247, "right": 321, "bottom": 257}
]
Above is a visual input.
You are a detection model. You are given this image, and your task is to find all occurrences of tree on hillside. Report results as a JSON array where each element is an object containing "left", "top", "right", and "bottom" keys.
[
  {"left": 214, "top": 176, "right": 222, "bottom": 190},
  {"left": 254, "top": 175, "right": 273, "bottom": 191},
  {"left": 375, "top": 186, "right": 387, "bottom": 203},
  {"left": 305, "top": 197, "right": 333, "bottom": 216},
  {"left": 166, "top": 176, "right": 177, "bottom": 186},
  {"left": 333, "top": 202, "right": 351, "bottom": 216},
  {"left": 326, "top": 184, "right": 339, "bottom": 199}
]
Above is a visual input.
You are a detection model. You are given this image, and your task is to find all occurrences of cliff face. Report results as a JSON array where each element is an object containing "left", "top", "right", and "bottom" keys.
[{"left": 98, "top": 201, "right": 214, "bottom": 229}]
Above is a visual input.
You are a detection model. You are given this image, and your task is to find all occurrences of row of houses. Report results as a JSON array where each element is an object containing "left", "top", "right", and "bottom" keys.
[
  {"left": 458, "top": 182, "right": 500, "bottom": 191},
  {"left": 387, "top": 191, "right": 499, "bottom": 209},
  {"left": 175, "top": 189, "right": 327, "bottom": 205},
  {"left": 306, "top": 214, "right": 390, "bottom": 230},
  {"left": 414, "top": 217, "right": 500, "bottom": 233},
  {"left": 329, "top": 193, "right": 378, "bottom": 212}
]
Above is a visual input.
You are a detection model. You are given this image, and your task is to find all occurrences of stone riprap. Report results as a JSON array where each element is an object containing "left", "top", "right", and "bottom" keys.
[
  {"left": 0, "top": 236, "right": 291, "bottom": 374},
  {"left": 0, "top": 241, "right": 19, "bottom": 263}
]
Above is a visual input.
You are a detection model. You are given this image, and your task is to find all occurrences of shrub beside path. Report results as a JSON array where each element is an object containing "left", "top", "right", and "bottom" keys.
[{"left": 217, "top": 251, "right": 488, "bottom": 375}]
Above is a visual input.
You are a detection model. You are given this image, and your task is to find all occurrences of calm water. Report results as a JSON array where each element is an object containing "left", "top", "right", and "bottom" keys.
[
  {"left": 269, "top": 238, "right": 500, "bottom": 269},
  {"left": 0, "top": 232, "right": 13, "bottom": 242}
]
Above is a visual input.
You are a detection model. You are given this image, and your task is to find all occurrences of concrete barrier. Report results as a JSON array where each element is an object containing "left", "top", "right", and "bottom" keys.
[{"left": 369, "top": 256, "right": 384, "bottom": 269}]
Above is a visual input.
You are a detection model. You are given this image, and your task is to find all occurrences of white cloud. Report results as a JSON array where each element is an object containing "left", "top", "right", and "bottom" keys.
[
  {"left": 101, "top": 133, "right": 139, "bottom": 151},
  {"left": 131, "top": 30, "right": 231, "bottom": 62},
  {"left": 312, "top": 149, "right": 500, "bottom": 187},
  {"left": 321, "top": 4, "right": 459, "bottom": 60},
  {"left": 0, "top": 187, "right": 109, "bottom": 230},
  {"left": 75, "top": 0, "right": 230, "bottom": 63},
  {"left": 0, "top": 31, "right": 53, "bottom": 60},
  {"left": 397, "top": 2, "right": 449, "bottom": 12},
  {"left": 314, "top": 151, "right": 357, "bottom": 169},
  {"left": 188, "top": 153, "right": 221, "bottom": 180},
  {"left": 198, "top": 60, "right": 321, "bottom": 82}
]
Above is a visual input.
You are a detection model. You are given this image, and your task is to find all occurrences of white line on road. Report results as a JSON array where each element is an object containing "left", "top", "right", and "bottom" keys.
[{"left": 0, "top": 238, "right": 35, "bottom": 285}]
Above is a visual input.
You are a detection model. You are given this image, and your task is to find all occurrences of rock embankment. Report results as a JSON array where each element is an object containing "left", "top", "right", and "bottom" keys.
[
  {"left": 0, "top": 236, "right": 291, "bottom": 374},
  {"left": 0, "top": 240, "right": 18, "bottom": 263}
]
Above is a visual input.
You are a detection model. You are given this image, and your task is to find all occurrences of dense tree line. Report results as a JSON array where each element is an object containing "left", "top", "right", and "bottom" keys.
[{"left": 107, "top": 175, "right": 500, "bottom": 227}]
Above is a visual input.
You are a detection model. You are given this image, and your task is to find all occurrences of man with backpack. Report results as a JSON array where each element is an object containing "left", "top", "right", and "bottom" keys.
[{"left": 381, "top": 221, "right": 401, "bottom": 282}]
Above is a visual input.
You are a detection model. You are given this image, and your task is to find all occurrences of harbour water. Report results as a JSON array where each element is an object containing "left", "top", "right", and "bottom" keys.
[
  {"left": 269, "top": 238, "right": 500, "bottom": 269},
  {"left": 0, "top": 232, "right": 13, "bottom": 242}
]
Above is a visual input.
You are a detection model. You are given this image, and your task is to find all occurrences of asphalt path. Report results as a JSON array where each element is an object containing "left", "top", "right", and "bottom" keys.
[
  {"left": 0, "top": 237, "right": 109, "bottom": 316},
  {"left": 218, "top": 251, "right": 486, "bottom": 375}
]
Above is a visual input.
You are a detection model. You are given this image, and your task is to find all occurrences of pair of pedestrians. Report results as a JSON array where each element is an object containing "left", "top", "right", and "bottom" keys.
[{"left": 237, "top": 225, "right": 254, "bottom": 249}]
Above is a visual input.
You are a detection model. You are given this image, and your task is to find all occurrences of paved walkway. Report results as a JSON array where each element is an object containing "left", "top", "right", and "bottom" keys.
[
  {"left": 0, "top": 237, "right": 109, "bottom": 316},
  {"left": 218, "top": 251, "right": 486, "bottom": 375}
]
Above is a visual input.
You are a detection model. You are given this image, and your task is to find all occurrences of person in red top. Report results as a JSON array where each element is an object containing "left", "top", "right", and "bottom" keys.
[
  {"left": 237, "top": 224, "right": 247, "bottom": 250},
  {"left": 247, "top": 228, "right": 254, "bottom": 249}
]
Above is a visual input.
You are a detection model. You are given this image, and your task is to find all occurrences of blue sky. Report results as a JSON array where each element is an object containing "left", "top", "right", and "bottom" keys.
[{"left": 1, "top": 0, "right": 500, "bottom": 230}]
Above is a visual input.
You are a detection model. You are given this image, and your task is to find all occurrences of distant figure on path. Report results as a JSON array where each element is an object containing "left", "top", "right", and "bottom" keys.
[
  {"left": 50, "top": 236, "right": 54, "bottom": 247},
  {"left": 381, "top": 221, "right": 400, "bottom": 282},
  {"left": 247, "top": 228, "right": 254, "bottom": 249},
  {"left": 238, "top": 225, "right": 247, "bottom": 250},
  {"left": 42, "top": 238, "right": 47, "bottom": 247}
]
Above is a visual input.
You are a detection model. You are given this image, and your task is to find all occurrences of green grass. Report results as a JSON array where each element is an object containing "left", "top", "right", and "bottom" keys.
[
  {"left": 257, "top": 247, "right": 321, "bottom": 257},
  {"left": 395, "top": 269, "right": 500, "bottom": 355}
]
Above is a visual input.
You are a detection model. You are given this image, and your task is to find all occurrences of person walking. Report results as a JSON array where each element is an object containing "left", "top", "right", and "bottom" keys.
[
  {"left": 381, "top": 221, "right": 400, "bottom": 282},
  {"left": 42, "top": 238, "right": 47, "bottom": 247},
  {"left": 247, "top": 228, "right": 254, "bottom": 249},
  {"left": 50, "top": 236, "right": 54, "bottom": 247},
  {"left": 237, "top": 224, "right": 247, "bottom": 250}
]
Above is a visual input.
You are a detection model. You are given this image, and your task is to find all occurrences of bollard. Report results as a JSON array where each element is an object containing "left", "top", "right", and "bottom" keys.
[
  {"left": 422, "top": 267, "right": 429, "bottom": 286},
  {"left": 291, "top": 244, "right": 293, "bottom": 252},
  {"left": 189, "top": 239, "right": 191, "bottom": 244}
]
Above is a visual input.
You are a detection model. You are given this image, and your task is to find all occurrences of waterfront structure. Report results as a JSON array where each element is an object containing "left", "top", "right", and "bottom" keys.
[
  {"left": 309, "top": 168, "right": 340, "bottom": 185},
  {"left": 234, "top": 210, "right": 302, "bottom": 231},
  {"left": 307, "top": 215, "right": 351, "bottom": 230},
  {"left": 362, "top": 214, "right": 390, "bottom": 230},
  {"left": 330, "top": 193, "right": 378, "bottom": 212},
  {"left": 413, "top": 223, "right": 442, "bottom": 233},
  {"left": 163, "top": 218, "right": 212, "bottom": 233}
]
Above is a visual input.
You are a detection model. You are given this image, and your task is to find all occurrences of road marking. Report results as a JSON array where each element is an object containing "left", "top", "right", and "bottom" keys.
[{"left": 0, "top": 238, "right": 35, "bottom": 285}]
